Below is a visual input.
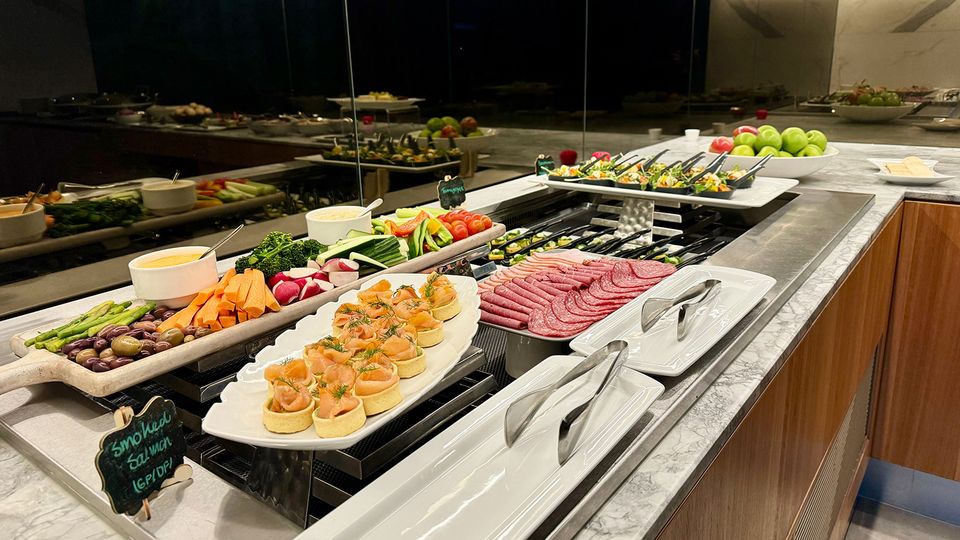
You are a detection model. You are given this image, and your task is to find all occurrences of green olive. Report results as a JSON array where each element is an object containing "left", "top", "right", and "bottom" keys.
[
  {"left": 75, "top": 349, "right": 99, "bottom": 365},
  {"left": 110, "top": 336, "right": 142, "bottom": 357},
  {"left": 194, "top": 327, "right": 212, "bottom": 339},
  {"left": 159, "top": 328, "right": 185, "bottom": 346}
]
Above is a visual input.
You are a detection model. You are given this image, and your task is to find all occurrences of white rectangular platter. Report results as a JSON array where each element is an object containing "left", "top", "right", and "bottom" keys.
[
  {"left": 571, "top": 265, "right": 775, "bottom": 376},
  {"left": 528, "top": 174, "right": 798, "bottom": 209},
  {"left": 296, "top": 154, "right": 462, "bottom": 173},
  {"left": 303, "top": 354, "right": 664, "bottom": 540},
  {"left": 202, "top": 274, "right": 480, "bottom": 450}
]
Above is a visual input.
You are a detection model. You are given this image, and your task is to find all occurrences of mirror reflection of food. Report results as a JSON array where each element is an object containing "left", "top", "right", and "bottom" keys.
[{"left": 174, "top": 102, "right": 213, "bottom": 117}]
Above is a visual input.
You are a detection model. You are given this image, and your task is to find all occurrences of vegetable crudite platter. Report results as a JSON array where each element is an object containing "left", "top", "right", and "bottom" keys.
[
  {"left": 4, "top": 207, "right": 504, "bottom": 398},
  {"left": 203, "top": 273, "right": 480, "bottom": 449}
]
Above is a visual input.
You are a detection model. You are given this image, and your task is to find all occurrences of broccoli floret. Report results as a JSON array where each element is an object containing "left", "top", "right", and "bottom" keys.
[
  {"left": 233, "top": 232, "right": 325, "bottom": 279},
  {"left": 301, "top": 239, "right": 326, "bottom": 262}
]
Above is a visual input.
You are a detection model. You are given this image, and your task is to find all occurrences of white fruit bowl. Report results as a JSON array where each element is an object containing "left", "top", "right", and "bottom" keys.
[
  {"left": 704, "top": 144, "right": 839, "bottom": 178},
  {"left": 833, "top": 104, "right": 916, "bottom": 123},
  {"left": 410, "top": 128, "right": 497, "bottom": 153}
]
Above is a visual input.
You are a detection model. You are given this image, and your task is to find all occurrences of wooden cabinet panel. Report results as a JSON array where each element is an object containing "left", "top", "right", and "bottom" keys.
[
  {"left": 659, "top": 206, "right": 902, "bottom": 540},
  {"left": 875, "top": 201, "right": 960, "bottom": 481}
]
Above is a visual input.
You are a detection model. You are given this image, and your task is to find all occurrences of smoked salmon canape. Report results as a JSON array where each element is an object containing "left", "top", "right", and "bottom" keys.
[
  {"left": 312, "top": 383, "right": 366, "bottom": 438},
  {"left": 381, "top": 333, "right": 425, "bottom": 378},
  {"left": 353, "top": 361, "right": 402, "bottom": 415},
  {"left": 263, "top": 378, "right": 316, "bottom": 434},
  {"left": 357, "top": 279, "right": 392, "bottom": 304},
  {"left": 264, "top": 358, "right": 317, "bottom": 396},
  {"left": 407, "top": 311, "right": 444, "bottom": 347},
  {"left": 304, "top": 336, "right": 354, "bottom": 375},
  {"left": 419, "top": 273, "right": 461, "bottom": 321}
]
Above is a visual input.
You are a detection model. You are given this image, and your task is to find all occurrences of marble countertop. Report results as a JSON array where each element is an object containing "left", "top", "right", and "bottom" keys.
[{"left": 3, "top": 138, "right": 960, "bottom": 539}]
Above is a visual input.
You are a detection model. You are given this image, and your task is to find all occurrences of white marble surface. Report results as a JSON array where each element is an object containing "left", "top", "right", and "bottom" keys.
[
  {"left": 576, "top": 138, "right": 960, "bottom": 539},
  {"left": 0, "top": 437, "right": 121, "bottom": 540}
]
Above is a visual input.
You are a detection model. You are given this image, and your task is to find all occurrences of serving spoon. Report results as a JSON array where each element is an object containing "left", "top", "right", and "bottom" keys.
[
  {"left": 22, "top": 183, "right": 44, "bottom": 214},
  {"left": 358, "top": 197, "right": 383, "bottom": 217},
  {"left": 199, "top": 223, "right": 244, "bottom": 259}
]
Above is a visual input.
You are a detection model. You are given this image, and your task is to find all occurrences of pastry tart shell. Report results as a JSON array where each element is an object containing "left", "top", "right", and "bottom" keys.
[
  {"left": 395, "top": 348, "right": 426, "bottom": 378},
  {"left": 416, "top": 325, "right": 444, "bottom": 347},
  {"left": 431, "top": 298, "right": 461, "bottom": 321},
  {"left": 312, "top": 402, "right": 367, "bottom": 438},
  {"left": 262, "top": 398, "right": 315, "bottom": 434},
  {"left": 354, "top": 366, "right": 402, "bottom": 416}
]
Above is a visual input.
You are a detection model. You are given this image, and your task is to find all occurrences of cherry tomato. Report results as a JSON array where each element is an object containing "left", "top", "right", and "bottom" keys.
[
  {"left": 467, "top": 219, "right": 484, "bottom": 235},
  {"left": 480, "top": 215, "right": 493, "bottom": 229},
  {"left": 451, "top": 224, "right": 469, "bottom": 241},
  {"left": 441, "top": 221, "right": 454, "bottom": 232}
]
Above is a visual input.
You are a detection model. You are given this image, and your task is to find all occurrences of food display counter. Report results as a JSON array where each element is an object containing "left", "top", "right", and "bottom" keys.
[{"left": 1, "top": 137, "right": 959, "bottom": 539}]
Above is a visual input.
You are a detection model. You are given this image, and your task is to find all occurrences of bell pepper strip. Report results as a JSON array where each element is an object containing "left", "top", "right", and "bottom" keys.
[{"left": 392, "top": 211, "right": 430, "bottom": 237}]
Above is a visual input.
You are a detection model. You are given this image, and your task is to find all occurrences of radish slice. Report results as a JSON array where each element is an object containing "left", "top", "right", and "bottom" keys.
[
  {"left": 314, "top": 279, "right": 335, "bottom": 292},
  {"left": 285, "top": 267, "right": 321, "bottom": 280},
  {"left": 293, "top": 277, "right": 310, "bottom": 289},
  {"left": 337, "top": 259, "right": 360, "bottom": 272},
  {"left": 299, "top": 280, "right": 322, "bottom": 301},
  {"left": 307, "top": 260, "right": 322, "bottom": 270},
  {"left": 321, "top": 259, "right": 347, "bottom": 273},
  {"left": 328, "top": 271, "right": 360, "bottom": 287},
  {"left": 271, "top": 281, "right": 301, "bottom": 305},
  {"left": 266, "top": 273, "right": 287, "bottom": 289}
]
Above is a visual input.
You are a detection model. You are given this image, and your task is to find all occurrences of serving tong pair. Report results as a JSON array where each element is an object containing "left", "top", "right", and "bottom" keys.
[
  {"left": 640, "top": 278, "right": 722, "bottom": 340},
  {"left": 503, "top": 341, "right": 630, "bottom": 464}
]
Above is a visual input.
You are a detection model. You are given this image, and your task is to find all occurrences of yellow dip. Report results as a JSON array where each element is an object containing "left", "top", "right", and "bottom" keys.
[
  {"left": 139, "top": 253, "right": 201, "bottom": 268},
  {"left": 315, "top": 208, "right": 360, "bottom": 220},
  {"left": 0, "top": 209, "right": 26, "bottom": 218}
]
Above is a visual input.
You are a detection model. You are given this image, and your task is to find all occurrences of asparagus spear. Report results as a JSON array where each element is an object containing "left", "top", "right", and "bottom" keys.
[
  {"left": 55, "top": 301, "right": 117, "bottom": 338},
  {"left": 24, "top": 300, "right": 115, "bottom": 347}
]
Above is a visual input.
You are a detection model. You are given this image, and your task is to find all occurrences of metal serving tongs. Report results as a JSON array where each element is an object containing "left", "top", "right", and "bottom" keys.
[
  {"left": 503, "top": 340, "right": 628, "bottom": 448},
  {"left": 729, "top": 154, "right": 774, "bottom": 189},
  {"left": 677, "top": 280, "right": 722, "bottom": 340},
  {"left": 640, "top": 279, "right": 721, "bottom": 335},
  {"left": 557, "top": 341, "right": 631, "bottom": 464}
]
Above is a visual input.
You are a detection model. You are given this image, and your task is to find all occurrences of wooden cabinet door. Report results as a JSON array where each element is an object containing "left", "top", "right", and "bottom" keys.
[{"left": 874, "top": 201, "right": 960, "bottom": 481}]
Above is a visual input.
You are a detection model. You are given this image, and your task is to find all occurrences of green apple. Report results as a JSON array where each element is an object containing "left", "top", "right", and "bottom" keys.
[
  {"left": 431, "top": 130, "right": 444, "bottom": 139},
  {"left": 780, "top": 127, "right": 807, "bottom": 154},
  {"left": 758, "top": 125, "right": 778, "bottom": 133},
  {"left": 754, "top": 129, "right": 782, "bottom": 151},
  {"left": 419, "top": 128, "right": 431, "bottom": 137},
  {"left": 799, "top": 144, "right": 823, "bottom": 157},
  {"left": 869, "top": 96, "right": 885, "bottom": 106},
  {"left": 778, "top": 151, "right": 793, "bottom": 158},
  {"left": 734, "top": 132, "right": 757, "bottom": 148},
  {"left": 756, "top": 146, "right": 780, "bottom": 157},
  {"left": 731, "top": 144, "right": 756, "bottom": 157},
  {"left": 805, "top": 129, "right": 828, "bottom": 151},
  {"left": 857, "top": 94, "right": 871, "bottom": 105},
  {"left": 426, "top": 117, "right": 444, "bottom": 132}
]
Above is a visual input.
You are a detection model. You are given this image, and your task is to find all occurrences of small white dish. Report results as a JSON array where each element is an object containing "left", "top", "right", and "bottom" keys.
[
  {"left": 0, "top": 203, "right": 46, "bottom": 247},
  {"left": 140, "top": 179, "right": 197, "bottom": 215},
  {"left": 305, "top": 205, "right": 372, "bottom": 245},
  {"left": 128, "top": 246, "right": 219, "bottom": 308},
  {"left": 867, "top": 158, "right": 954, "bottom": 186},
  {"left": 305, "top": 354, "right": 663, "bottom": 539}
]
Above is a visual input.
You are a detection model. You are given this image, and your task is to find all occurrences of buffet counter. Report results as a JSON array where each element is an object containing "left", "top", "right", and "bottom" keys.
[{"left": 1, "top": 138, "right": 959, "bottom": 539}]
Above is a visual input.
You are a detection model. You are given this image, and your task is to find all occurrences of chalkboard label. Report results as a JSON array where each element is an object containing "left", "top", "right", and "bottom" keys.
[
  {"left": 535, "top": 154, "right": 555, "bottom": 175},
  {"left": 96, "top": 397, "right": 187, "bottom": 516},
  {"left": 438, "top": 175, "right": 466, "bottom": 210}
]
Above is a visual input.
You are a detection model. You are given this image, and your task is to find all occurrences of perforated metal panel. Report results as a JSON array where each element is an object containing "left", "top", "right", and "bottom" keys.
[{"left": 793, "top": 354, "right": 875, "bottom": 540}]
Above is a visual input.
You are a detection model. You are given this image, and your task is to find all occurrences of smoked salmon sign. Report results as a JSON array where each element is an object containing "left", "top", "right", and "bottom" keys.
[{"left": 96, "top": 396, "right": 187, "bottom": 515}]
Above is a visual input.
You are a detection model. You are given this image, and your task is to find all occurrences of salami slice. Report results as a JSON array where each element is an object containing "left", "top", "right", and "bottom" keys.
[
  {"left": 526, "top": 277, "right": 566, "bottom": 297},
  {"left": 564, "top": 291, "right": 604, "bottom": 318},
  {"left": 528, "top": 307, "right": 591, "bottom": 338},
  {"left": 629, "top": 260, "right": 676, "bottom": 279},
  {"left": 505, "top": 281, "right": 551, "bottom": 307},
  {"left": 588, "top": 280, "right": 637, "bottom": 300},
  {"left": 549, "top": 295, "right": 595, "bottom": 325}
]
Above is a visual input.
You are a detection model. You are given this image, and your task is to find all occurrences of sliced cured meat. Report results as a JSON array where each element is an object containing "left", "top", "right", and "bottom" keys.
[
  {"left": 481, "top": 292, "right": 532, "bottom": 315},
  {"left": 549, "top": 296, "right": 595, "bottom": 325},
  {"left": 588, "top": 280, "right": 637, "bottom": 300},
  {"left": 543, "top": 272, "right": 583, "bottom": 288},
  {"left": 629, "top": 260, "right": 676, "bottom": 279},
  {"left": 527, "top": 307, "right": 592, "bottom": 338},
  {"left": 525, "top": 277, "right": 566, "bottom": 297},
  {"left": 564, "top": 292, "right": 603, "bottom": 318},
  {"left": 504, "top": 282, "right": 551, "bottom": 307},
  {"left": 481, "top": 311, "right": 526, "bottom": 329},
  {"left": 494, "top": 284, "right": 541, "bottom": 311},
  {"left": 599, "top": 273, "right": 649, "bottom": 295},
  {"left": 481, "top": 300, "right": 528, "bottom": 323}
]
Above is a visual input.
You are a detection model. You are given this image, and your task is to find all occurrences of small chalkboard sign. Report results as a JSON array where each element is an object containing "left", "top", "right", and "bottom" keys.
[
  {"left": 96, "top": 397, "right": 189, "bottom": 516},
  {"left": 535, "top": 154, "right": 555, "bottom": 175},
  {"left": 438, "top": 175, "right": 466, "bottom": 210}
]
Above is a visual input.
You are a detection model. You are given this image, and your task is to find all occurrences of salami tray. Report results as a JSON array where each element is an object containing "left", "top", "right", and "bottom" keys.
[{"left": 477, "top": 250, "right": 678, "bottom": 343}]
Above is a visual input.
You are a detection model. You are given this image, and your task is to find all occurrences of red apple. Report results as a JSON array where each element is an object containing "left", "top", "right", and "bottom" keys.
[
  {"left": 709, "top": 136, "right": 734, "bottom": 154},
  {"left": 732, "top": 125, "right": 759, "bottom": 136}
]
